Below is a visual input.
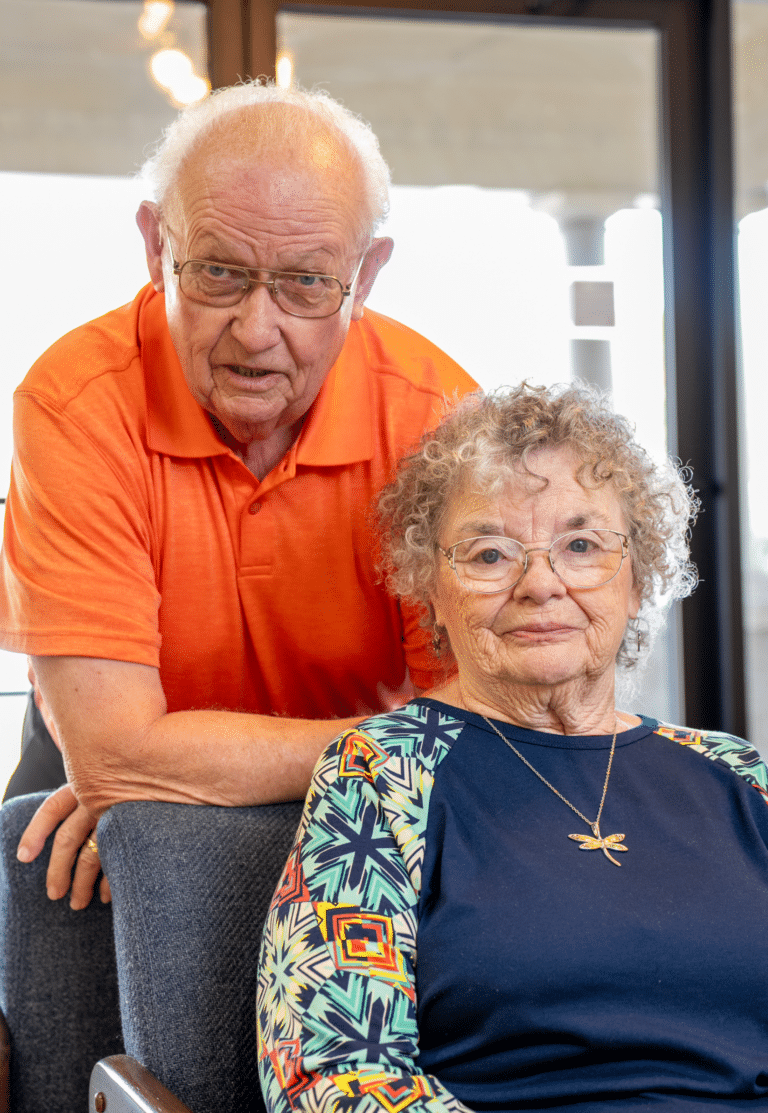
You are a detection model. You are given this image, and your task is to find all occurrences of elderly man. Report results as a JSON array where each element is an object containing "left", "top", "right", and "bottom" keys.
[{"left": 0, "top": 81, "right": 473, "bottom": 907}]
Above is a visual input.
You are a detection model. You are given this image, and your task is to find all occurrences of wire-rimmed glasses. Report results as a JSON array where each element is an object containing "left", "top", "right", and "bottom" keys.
[
  {"left": 438, "top": 529, "right": 630, "bottom": 594},
  {"left": 164, "top": 221, "right": 358, "bottom": 318},
  {"left": 170, "top": 256, "right": 355, "bottom": 319}
]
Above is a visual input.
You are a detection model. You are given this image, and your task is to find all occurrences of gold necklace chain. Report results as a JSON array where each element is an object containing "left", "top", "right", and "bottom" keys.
[{"left": 481, "top": 714, "right": 628, "bottom": 866}]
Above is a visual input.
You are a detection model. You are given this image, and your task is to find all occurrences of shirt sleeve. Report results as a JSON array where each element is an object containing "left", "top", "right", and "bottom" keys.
[
  {"left": 257, "top": 726, "right": 471, "bottom": 1113},
  {"left": 0, "top": 389, "right": 162, "bottom": 664}
]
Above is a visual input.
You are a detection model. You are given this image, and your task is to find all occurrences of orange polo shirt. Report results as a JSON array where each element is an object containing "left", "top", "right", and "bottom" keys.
[{"left": 0, "top": 285, "right": 475, "bottom": 718}]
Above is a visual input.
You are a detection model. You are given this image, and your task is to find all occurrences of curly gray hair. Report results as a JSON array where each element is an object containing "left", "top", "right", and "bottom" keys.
[
  {"left": 141, "top": 79, "right": 391, "bottom": 249},
  {"left": 377, "top": 382, "right": 699, "bottom": 672}
]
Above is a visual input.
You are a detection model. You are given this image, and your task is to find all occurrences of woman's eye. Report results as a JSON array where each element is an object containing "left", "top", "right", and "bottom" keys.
[
  {"left": 566, "top": 536, "right": 594, "bottom": 554},
  {"left": 477, "top": 548, "right": 504, "bottom": 565}
]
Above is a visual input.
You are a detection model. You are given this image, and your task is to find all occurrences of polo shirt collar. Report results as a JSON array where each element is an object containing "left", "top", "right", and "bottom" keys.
[
  {"left": 142, "top": 287, "right": 374, "bottom": 467},
  {"left": 142, "top": 288, "right": 227, "bottom": 458},
  {"left": 293, "top": 319, "right": 374, "bottom": 468}
]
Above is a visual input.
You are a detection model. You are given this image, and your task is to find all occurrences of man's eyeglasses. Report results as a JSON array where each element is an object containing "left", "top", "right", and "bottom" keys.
[
  {"left": 170, "top": 256, "right": 355, "bottom": 319},
  {"left": 438, "top": 529, "right": 630, "bottom": 594}
]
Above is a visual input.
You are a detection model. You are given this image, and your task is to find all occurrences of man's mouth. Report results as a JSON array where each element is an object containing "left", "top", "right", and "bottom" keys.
[{"left": 229, "top": 365, "right": 274, "bottom": 379}]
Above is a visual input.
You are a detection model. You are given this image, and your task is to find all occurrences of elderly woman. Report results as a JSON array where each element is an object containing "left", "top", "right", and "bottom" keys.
[{"left": 258, "top": 383, "right": 768, "bottom": 1112}]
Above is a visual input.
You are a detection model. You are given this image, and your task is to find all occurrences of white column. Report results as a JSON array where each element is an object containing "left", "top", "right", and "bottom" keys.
[{"left": 561, "top": 214, "right": 613, "bottom": 392}]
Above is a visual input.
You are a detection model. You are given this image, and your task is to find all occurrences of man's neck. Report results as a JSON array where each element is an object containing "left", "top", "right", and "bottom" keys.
[
  {"left": 239, "top": 432, "right": 295, "bottom": 479},
  {"left": 209, "top": 415, "right": 300, "bottom": 480}
]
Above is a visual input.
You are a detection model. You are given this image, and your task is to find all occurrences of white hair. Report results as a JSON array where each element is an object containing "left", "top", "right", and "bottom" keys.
[{"left": 141, "top": 79, "right": 391, "bottom": 244}]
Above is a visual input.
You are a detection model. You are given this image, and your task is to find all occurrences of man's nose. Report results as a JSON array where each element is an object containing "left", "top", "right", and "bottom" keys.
[{"left": 229, "top": 281, "right": 283, "bottom": 347}]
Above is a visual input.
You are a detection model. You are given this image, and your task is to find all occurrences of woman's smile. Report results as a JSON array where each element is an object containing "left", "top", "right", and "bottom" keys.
[{"left": 504, "top": 622, "right": 583, "bottom": 641}]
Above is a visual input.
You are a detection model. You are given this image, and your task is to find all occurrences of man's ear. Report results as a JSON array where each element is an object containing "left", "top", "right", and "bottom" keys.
[
  {"left": 351, "top": 236, "right": 394, "bottom": 320},
  {"left": 136, "top": 202, "right": 165, "bottom": 292}
]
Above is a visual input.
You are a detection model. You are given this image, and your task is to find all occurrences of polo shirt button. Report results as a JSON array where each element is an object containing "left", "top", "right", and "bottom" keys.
[{"left": 248, "top": 502, "right": 261, "bottom": 515}]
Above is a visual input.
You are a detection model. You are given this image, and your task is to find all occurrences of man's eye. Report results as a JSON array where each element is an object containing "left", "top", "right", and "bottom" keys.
[
  {"left": 203, "top": 264, "right": 233, "bottom": 280},
  {"left": 295, "top": 274, "right": 321, "bottom": 287}
]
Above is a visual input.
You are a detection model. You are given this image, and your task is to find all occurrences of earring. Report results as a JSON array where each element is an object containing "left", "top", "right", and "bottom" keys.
[{"left": 432, "top": 624, "right": 443, "bottom": 654}]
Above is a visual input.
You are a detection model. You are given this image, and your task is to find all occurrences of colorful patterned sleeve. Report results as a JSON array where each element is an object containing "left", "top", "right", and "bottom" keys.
[
  {"left": 654, "top": 722, "right": 768, "bottom": 806},
  {"left": 257, "top": 708, "right": 471, "bottom": 1113}
]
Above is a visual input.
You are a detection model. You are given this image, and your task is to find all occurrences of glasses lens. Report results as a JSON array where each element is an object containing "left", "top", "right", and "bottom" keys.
[
  {"left": 274, "top": 273, "right": 344, "bottom": 318},
  {"left": 179, "top": 261, "right": 247, "bottom": 306},
  {"left": 450, "top": 536, "right": 526, "bottom": 593},
  {"left": 551, "top": 530, "right": 624, "bottom": 587}
]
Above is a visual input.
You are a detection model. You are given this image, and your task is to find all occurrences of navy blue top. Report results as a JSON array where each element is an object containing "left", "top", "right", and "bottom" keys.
[{"left": 414, "top": 701, "right": 768, "bottom": 1111}]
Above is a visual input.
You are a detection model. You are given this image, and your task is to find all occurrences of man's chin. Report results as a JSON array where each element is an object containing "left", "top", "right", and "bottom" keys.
[{"left": 214, "top": 408, "right": 283, "bottom": 441}]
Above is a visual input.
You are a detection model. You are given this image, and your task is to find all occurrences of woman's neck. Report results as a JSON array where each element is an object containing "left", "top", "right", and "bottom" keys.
[{"left": 427, "top": 674, "right": 638, "bottom": 736}]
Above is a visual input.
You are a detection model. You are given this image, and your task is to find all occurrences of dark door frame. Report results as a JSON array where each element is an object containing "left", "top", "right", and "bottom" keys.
[{"left": 212, "top": 0, "right": 744, "bottom": 734}]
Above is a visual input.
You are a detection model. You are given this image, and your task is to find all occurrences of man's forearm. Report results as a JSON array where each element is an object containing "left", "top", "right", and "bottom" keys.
[
  {"left": 31, "top": 654, "right": 364, "bottom": 819},
  {"left": 75, "top": 708, "right": 363, "bottom": 817}
]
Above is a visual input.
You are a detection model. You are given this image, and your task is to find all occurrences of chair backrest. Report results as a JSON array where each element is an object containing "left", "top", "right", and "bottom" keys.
[
  {"left": 99, "top": 799, "right": 304, "bottom": 1113},
  {"left": 0, "top": 792, "right": 123, "bottom": 1113}
]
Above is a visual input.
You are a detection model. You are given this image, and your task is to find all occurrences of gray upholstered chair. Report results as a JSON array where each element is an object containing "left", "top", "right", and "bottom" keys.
[
  {"left": 0, "top": 792, "right": 303, "bottom": 1113},
  {"left": 0, "top": 792, "right": 122, "bottom": 1112},
  {"left": 1, "top": 1004, "right": 10, "bottom": 1113}
]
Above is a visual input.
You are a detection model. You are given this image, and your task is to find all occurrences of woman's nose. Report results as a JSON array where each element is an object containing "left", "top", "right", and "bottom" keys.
[{"left": 512, "top": 548, "right": 567, "bottom": 601}]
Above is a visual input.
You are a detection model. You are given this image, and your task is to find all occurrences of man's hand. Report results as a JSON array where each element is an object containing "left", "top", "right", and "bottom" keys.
[{"left": 17, "top": 783, "right": 111, "bottom": 909}]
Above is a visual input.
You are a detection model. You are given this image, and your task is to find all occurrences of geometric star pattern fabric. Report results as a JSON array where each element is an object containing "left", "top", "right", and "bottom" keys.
[{"left": 257, "top": 701, "right": 768, "bottom": 1113}]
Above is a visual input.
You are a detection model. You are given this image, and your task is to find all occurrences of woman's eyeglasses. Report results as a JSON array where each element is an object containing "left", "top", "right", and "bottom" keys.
[{"left": 438, "top": 529, "right": 629, "bottom": 594}]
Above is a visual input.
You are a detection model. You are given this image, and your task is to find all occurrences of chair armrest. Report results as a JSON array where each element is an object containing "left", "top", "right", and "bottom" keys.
[{"left": 90, "top": 1056, "right": 193, "bottom": 1113}]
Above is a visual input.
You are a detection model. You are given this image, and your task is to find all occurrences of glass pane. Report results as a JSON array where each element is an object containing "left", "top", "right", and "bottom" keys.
[
  {"left": 734, "top": 1, "right": 768, "bottom": 760},
  {"left": 1, "top": 0, "right": 208, "bottom": 175},
  {"left": 280, "top": 13, "right": 680, "bottom": 721},
  {"left": 0, "top": 0, "right": 208, "bottom": 781}
]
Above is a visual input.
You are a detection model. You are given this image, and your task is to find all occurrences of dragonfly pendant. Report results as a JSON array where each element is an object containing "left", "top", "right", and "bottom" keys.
[{"left": 569, "top": 822, "right": 628, "bottom": 866}]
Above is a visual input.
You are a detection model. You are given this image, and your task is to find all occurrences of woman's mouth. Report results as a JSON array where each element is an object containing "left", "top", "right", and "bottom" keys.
[{"left": 508, "top": 624, "right": 578, "bottom": 639}]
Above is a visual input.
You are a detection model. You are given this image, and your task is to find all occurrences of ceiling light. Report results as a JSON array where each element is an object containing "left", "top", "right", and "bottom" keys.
[
  {"left": 149, "top": 49, "right": 210, "bottom": 106},
  {"left": 276, "top": 50, "right": 294, "bottom": 89},
  {"left": 138, "top": 1, "right": 174, "bottom": 39}
]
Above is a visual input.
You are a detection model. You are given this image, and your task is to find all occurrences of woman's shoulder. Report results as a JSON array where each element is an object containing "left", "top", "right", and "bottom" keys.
[
  {"left": 304, "top": 702, "right": 473, "bottom": 870},
  {"left": 317, "top": 699, "right": 470, "bottom": 782},
  {"left": 350, "top": 699, "right": 468, "bottom": 755},
  {"left": 652, "top": 720, "right": 768, "bottom": 805}
]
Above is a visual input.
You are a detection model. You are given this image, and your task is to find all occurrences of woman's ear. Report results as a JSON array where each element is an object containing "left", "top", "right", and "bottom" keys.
[
  {"left": 629, "top": 581, "right": 641, "bottom": 621},
  {"left": 136, "top": 202, "right": 165, "bottom": 292},
  {"left": 429, "top": 593, "right": 446, "bottom": 631}
]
